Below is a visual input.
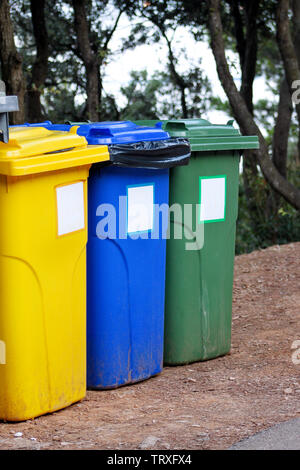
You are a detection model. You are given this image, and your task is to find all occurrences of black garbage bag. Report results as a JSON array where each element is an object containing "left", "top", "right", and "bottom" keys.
[{"left": 107, "top": 138, "right": 191, "bottom": 169}]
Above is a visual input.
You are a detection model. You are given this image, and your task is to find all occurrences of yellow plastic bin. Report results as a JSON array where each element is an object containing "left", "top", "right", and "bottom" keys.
[{"left": 0, "top": 126, "right": 109, "bottom": 421}]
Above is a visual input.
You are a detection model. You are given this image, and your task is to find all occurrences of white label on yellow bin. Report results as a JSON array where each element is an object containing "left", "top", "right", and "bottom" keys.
[
  {"left": 0, "top": 340, "right": 6, "bottom": 364},
  {"left": 56, "top": 182, "right": 85, "bottom": 236},
  {"left": 127, "top": 184, "right": 154, "bottom": 234}
]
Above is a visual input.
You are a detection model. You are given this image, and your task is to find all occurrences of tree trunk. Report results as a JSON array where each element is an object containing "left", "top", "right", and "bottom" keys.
[
  {"left": 149, "top": 18, "right": 188, "bottom": 118},
  {"left": 72, "top": 0, "right": 100, "bottom": 121},
  {"left": 240, "top": 0, "right": 259, "bottom": 115},
  {"left": 229, "top": 0, "right": 262, "bottom": 225},
  {"left": 277, "top": 0, "right": 300, "bottom": 161},
  {"left": 164, "top": 33, "right": 188, "bottom": 118},
  {"left": 166, "top": 44, "right": 187, "bottom": 118},
  {"left": 208, "top": 0, "right": 300, "bottom": 210},
  {"left": 27, "top": 0, "right": 49, "bottom": 123},
  {"left": 292, "top": 0, "right": 300, "bottom": 64},
  {"left": 267, "top": 77, "right": 293, "bottom": 213},
  {"left": 292, "top": 0, "right": 300, "bottom": 160},
  {"left": 0, "top": 0, "right": 25, "bottom": 124},
  {"left": 276, "top": 0, "right": 300, "bottom": 136},
  {"left": 273, "top": 78, "right": 293, "bottom": 179},
  {"left": 241, "top": 1, "right": 261, "bottom": 220},
  {"left": 228, "top": 0, "right": 246, "bottom": 67}
]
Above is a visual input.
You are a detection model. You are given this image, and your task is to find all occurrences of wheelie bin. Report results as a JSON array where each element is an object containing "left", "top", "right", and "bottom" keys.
[
  {"left": 135, "top": 118, "right": 259, "bottom": 364},
  {"left": 0, "top": 126, "right": 109, "bottom": 421},
  {"left": 78, "top": 121, "right": 191, "bottom": 388}
]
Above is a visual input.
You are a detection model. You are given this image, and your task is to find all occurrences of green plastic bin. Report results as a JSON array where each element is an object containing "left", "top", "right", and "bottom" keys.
[{"left": 135, "top": 118, "right": 259, "bottom": 365}]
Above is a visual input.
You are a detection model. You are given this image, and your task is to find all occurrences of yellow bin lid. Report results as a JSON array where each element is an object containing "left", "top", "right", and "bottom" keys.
[{"left": 0, "top": 126, "right": 110, "bottom": 176}]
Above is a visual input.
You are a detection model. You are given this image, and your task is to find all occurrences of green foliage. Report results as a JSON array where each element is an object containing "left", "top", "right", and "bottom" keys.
[
  {"left": 5, "top": 0, "right": 300, "bottom": 255},
  {"left": 236, "top": 171, "right": 300, "bottom": 254},
  {"left": 236, "top": 199, "right": 300, "bottom": 254},
  {"left": 42, "top": 85, "right": 84, "bottom": 123},
  {"left": 210, "top": 96, "right": 231, "bottom": 115},
  {"left": 119, "top": 70, "right": 161, "bottom": 120},
  {"left": 10, "top": 0, "right": 124, "bottom": 122},
  {"left": 118, "top": 68, "right": 211, "bottom": 121}
]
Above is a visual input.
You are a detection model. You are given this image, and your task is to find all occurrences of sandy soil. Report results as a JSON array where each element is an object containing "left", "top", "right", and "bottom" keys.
[{"left": 0, "top": 242, "right": 299, "bottom": 450}]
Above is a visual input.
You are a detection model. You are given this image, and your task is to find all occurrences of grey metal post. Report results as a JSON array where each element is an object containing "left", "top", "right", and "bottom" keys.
[{"left": 0, "top": 80, "right": 19, "bottom": 143}]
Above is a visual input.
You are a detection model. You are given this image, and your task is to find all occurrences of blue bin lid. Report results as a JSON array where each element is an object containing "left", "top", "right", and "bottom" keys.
[
  {"left": 25, "top": 121, "right": 71, "bottom": 132},
  {"left": 75, "top": 121, "right": 170, "bottom": 144},
  {"left": 9, "top": 121, "right": 71, "bottom": 132},
  {"left": 11, "top": 120, "right": 170, "bottom": 144}
]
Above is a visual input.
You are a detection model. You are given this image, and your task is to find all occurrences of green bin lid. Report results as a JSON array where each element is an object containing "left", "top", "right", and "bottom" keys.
[{"left": 134, "top": 119, "right": 259, "bottom": 152}]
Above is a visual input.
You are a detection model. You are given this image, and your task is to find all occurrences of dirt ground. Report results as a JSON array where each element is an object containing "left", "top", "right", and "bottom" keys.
[{"left": 0, "top": 242, "right": 299, "bottom": 450}]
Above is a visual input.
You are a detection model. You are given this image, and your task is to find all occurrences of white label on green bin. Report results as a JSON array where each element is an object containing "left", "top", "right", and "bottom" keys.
[
  {"left": 56, "top": 182, "right": 85, "bottom": 236},
  {"left": 0, "top": 340, "right": 6, "bottom": 364},
  {"left": 199, "top": 175, "right": 226, "bottom": 223},
  {"left": 127, "top": 184, "right": 154, "bottom": 234}
]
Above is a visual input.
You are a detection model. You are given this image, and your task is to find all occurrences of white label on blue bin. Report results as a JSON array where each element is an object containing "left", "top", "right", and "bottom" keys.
[
  {"left": 56, "top": 182, "right": 85, "bottom": 236},
  {"left": 127, "top": 184, "right": 154, "bottom": 234},
  {"left": 0, "top": 340, "right": 6, "bottom": 364},
  {"left": 199, "top": 176, "right": 226, "bottom": 222}
]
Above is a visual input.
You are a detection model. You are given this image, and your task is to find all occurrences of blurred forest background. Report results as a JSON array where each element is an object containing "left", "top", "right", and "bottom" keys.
[{"left": 0, "top": 0, "right": 299, "bottom": 254}]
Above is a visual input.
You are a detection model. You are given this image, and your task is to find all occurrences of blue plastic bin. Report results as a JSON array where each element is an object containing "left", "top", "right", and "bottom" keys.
[
  {"left": 88, "top": 164, "right": 169, "bottom": 388},
  {"left": 18, "top": 120, "right": 190, "bottom": 389},
  {"left": 85, "top": 122, "right": 190, "bottom": 389}
]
